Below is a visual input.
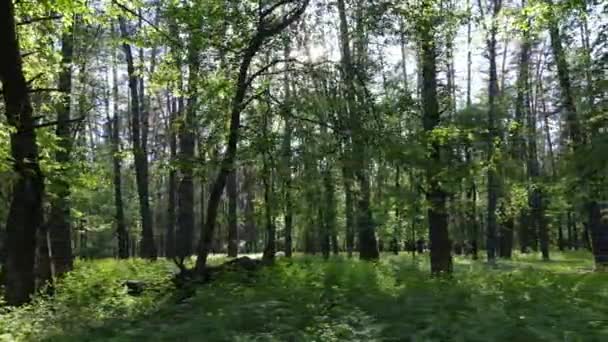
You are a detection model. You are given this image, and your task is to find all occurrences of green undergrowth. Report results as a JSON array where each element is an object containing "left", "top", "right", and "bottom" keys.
[{"left": 1, "top": 252, "right": 607, "bottom": 341}]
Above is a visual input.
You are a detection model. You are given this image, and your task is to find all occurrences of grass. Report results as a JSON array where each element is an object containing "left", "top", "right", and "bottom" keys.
[{"left": 1, "top": 251, "right": 607, "bottom": 341}]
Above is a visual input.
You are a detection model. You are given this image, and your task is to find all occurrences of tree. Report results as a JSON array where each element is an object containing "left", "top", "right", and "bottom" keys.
[
  {"left": 336, "top": 0, "right": 378, "bottom": 260},
  {"left": 195, "top": 0, "right": 309, "bottom": 272},
  {"left": 0, "top": 0, "right": 46, "bottom": 305},
  {"left": 479, "top": 0, "right": 503, "bottom": 264},
  {"left": 417, "top": 0, "right": 452, "bottom": 274},
  {"left": 118, "top": 16, "right": 156, "bottom": 259}
]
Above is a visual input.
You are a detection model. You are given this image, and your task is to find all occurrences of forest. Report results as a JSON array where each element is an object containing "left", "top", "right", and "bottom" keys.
[{"left": 0, "top": 0, "right": 607, "bottom": 340}]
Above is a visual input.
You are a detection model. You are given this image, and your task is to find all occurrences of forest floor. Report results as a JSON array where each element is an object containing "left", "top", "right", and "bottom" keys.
[{"left": 1, "top": 251, "right": 607, "bottom": 341}]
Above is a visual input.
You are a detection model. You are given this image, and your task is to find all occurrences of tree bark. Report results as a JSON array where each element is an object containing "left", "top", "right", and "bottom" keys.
[{"left": 0, "top": 0, "right": 45, "bottom": 305}]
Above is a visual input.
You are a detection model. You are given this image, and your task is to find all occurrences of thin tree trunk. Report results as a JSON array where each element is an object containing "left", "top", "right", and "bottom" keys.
[
  {"left": 166, "top": 97, "right": 177, "bottom": 258},
  {"left": 261, "top": 152, "right": 276, "bottom": 262},
  {"left": 514, "top": 4, "right": 532, "bottom": 256},
  {"left": 227, "top": 170, "right": 238, "bottom": 257},
  {"left": 337, "top": 0, "right": 378, "bottom": 260},
  {"left": 282, "top": 42, "right": 294, "bottom": 257},
  {"left": 0, "top": 0, "right": 45, "bottom": 305},
  {"left": 466, "top": 0, "right": 472, "bottom": 108},
  {"left": 45, "top": 28, "right": 75, "bottom": 277},
  {"left": 483, "top": 0, "right": 502, "bottom": 265},
  {"left": 118, "top": 18, "right": 156, "bottom": 259},
  {"left": 322, "top": 162, "right": 337, "bottom": 258},
  {"left": 343, "top": 163, "right": 355, "bottom": 258},
  {"left": 194, "top": 2, "right": 308, "bottom": 272},
  {"left": 112, "top": 36, "right": 128, "bottom": 259}
]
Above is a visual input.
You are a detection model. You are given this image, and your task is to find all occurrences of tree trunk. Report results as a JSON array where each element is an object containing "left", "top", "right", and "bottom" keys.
[
  {"left": 112, "top": 41, "right": 128, "bottom": 259},
  {"left": 227, "top": 170, "right": 238, "bottom": 257},
  {"left": 166, "top": 97, "right": 178, "bottom": 258},
  {"left": 485, "top": 0, "right": 502, "bottom": 264},
  {"left": 499, "top": 217, "right": 514, "bottom": 259},
  {"left": 281, "top": 42, "right": 293, "bottom": 257},
  {"left": 420, "top": 5, "right": 452, "bottom": 274},
  {"left": 261, "top": 153, "right": 276, "bottom": 262},
  {"left": 0, "top": 0, "right": 45, "bottom": 305},
  {"left": 176, "top": 32, "right": 199, "bottom": 260},
  {"left": 322, "top": 163, "right": 336, "bottom": 259},
  {"left": 195, "top": 1, "right": 308, "bottom": 272},
  {"left": 343, "top": 164, "right": 355, "bottom": 258},
  {"left": 336, "top": 0, "right": 378, "bottom": 260},
  {"left": 589, "top": 203, "right": 608, "bottom": 270},
  {"left": 118, "top": 18, "right": 156, "bottom": 259},
  {"left": 45, "top": 29, "right": 75, "bottom": 278}
]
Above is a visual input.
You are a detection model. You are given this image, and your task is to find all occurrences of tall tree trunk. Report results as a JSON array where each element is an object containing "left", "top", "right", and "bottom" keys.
[
  {"left": 227, "top": 170, "right": 238, "bottom": 257},
  {"left": 420, "top": 1, "right": 452, "bottom": 274},
  {"left": 514, "top": 5, "right": 532, "bottom": 256},
  {"left": 484, "top": 0, "right": 502, "bottom": 264},
  {"left": 46, "top": 29, "right": 75, "bottom": 277},
  {"left": 118, "top": 18, "right": 156, "bottom": 259},
  {"left": 465, "top": 0, "right": 477, "bottom": 259},
  {"left": 466, "top": 0, "right": 472, "bottom": 108},
  {"left": 0, "top": 0, "right": 45, "bottom": 305},
  {"left": 336, "top": 0, "right": 378, "bottom": 260},
  {"left": 166, "top": 97, "right": 177, "bottom": 258},
  {"left": 281, "top": 43, "right": 294, "bottom": 258},
  {"left": 176, "top": 29, "right": 200, "bottom": 260},
  {"left": 112, "top": 40, "right": 128, "bottom": 259}
]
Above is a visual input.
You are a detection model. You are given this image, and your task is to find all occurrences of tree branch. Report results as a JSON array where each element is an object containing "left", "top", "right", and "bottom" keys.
[
  {"left": 17, "top": 15, "right": 62, "bottom": 26},
  {"left": 246, "top": 58, "right": 297, "bottom": 88},
  {"left": 29, "top": 88, "right": 66, "bottom": 93},
  {"left": 26, "top": 73, "right": 44, "bottom": 85},
  {"left": 33, "top": 116, "right": 85, "bottom": 130},
  {"left": 112, "top": 0, "right": 183, "bottom": 49}
]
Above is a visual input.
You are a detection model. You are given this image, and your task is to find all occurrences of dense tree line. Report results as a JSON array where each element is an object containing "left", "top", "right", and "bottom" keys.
[{"left": 0, "top": 0, "right": 607, "bottom": 306}]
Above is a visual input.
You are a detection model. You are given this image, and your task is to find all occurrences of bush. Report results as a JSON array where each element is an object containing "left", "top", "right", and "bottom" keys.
[{"left": 0, "top": 258, "right": 174, "bottom": 341}]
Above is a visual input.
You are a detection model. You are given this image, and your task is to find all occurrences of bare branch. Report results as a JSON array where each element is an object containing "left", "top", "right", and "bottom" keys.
[
  {"left": 112, "top": 0, "right": 183, "bottom": 49},
  {"left": 246, "top": 58, "right": 297, "bottom": 88},
  {"left": 260, "top": 0, "right": 293, "bottom": 19},
  {"left": 33, "top": 116, "right": 86, "bottom": 130},
  {"left": 17, "top": 14, "right": 62, "bottom": 26},
  {"left": 29, "top": 88, "right": 66, "bottom": 93},
  {"left": 26, "top": 73, "right": 44, "bottom": 85}
]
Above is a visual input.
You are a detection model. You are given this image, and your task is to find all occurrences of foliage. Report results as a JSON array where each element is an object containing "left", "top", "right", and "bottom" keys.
[
  {"left": 2, "top": 253, "right": 606, "bottom": 341},
  {"left": 0, "top": 259, "right": 175, "bottom": 341}
]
